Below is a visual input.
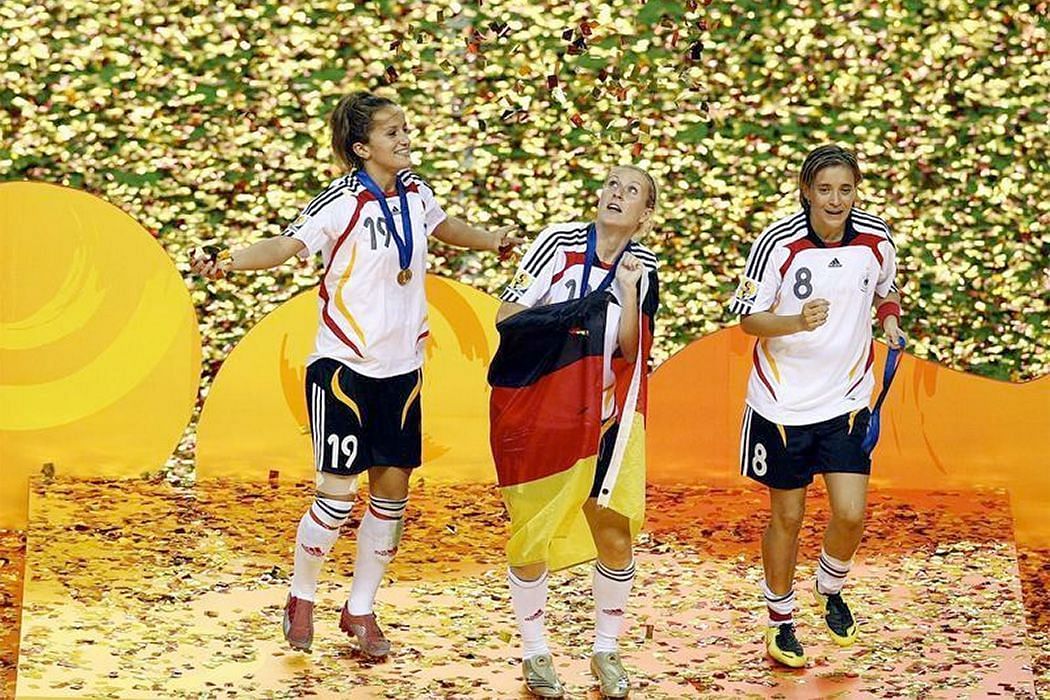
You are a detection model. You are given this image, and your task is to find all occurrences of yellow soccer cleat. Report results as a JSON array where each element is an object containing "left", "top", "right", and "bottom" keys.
[
  {"left": 765, "top": 623, "right": 807, "bottom": 668},
  {"left": 590, "top": 651, "right": 630, "bottom": 698},
  {"left": 522, "top": 653, "right": 565, "bottom": 698},
  {"left": 814, "top": 584, "right": 859, "bottom": 646}
]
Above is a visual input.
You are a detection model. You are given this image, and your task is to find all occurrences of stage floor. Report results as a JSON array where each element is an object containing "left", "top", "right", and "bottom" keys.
[{"left": 7, "top": 478, "right": 1047, "bottom": 698}]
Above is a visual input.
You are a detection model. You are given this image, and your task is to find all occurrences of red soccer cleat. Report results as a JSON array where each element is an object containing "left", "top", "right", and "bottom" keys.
[
  {"left": 339, "top": 604, "right": 392, "bottom": 658},
  {"left": 283, "top": 595, "right": 314, "bottom": 652}
]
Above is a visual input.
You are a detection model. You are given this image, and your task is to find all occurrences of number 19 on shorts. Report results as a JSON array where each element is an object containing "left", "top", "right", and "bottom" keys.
[{"left": 327, "top": 434, "right": 358, "bottom": 470}]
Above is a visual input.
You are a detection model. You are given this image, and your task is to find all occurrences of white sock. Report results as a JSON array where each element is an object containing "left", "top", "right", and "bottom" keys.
[
  {"left": 346, "top": 496, "right": 407, "bottom": 615},
  {"left": 290, "top": 496, "right": 353, "bottom": 601},
  {"left": 508, "top": 568, "right": 550, "bottom": 659},
  {"left": 761, "top": 579, "right": 796, "bottom": 627},
  {"left": 816, "top": 549, "right": 852, "bottom": 595},
  {"left": 593, "top": 560, "right": 635, "bottom": 653}
]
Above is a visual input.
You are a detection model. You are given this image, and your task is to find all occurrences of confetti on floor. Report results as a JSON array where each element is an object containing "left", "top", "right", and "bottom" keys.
[
  {"left": 0, "top": 529, "right": 26, "bottom": 699},
  {"left": 10, "top": 479, "right": 1044, "bottom": 698}
]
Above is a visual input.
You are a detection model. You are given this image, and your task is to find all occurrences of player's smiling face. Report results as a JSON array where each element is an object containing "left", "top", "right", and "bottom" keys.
[
  {"left": 597, "top": 167, "right": 652, "bottom": 233},
  {"left": 804, "top": 164, "right": 857, "bottom": 236},
  {"left": 357, "top": 106, "right": 412, "bottom": 175}
]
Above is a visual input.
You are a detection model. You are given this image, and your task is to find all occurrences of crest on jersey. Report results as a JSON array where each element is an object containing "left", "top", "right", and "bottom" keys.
[
  {"left": 509, "top": 269, "right": 535, "bottom": 293},
  {"left": 859, "top": 273, "right": 871, "bottom": 293},
  {"left": 287, "top": 214, "right": 309, "bottom": 233},
  {"left": 735, "top": 276, "right": 760, "bottom": 303}
]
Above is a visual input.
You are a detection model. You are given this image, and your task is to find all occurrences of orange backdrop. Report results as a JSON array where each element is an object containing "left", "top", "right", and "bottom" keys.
[{"left": 648, "top": 327, "right": 1050, "bottom": 547}]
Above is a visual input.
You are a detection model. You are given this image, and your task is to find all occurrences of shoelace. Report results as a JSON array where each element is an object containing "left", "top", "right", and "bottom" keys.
[
  {"left": 825, "top": 593, "right": 855, "bottom": 629},
  {"left": 777, "top": 624, "right": 803, "bottom": 654}
]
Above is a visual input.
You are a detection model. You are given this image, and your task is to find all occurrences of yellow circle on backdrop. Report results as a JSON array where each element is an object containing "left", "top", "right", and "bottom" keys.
[
  {"left": 196, "top": 275, "right": 499, "bottom": 483},
  {"left": 0, "top": 182, "right": 201, "bottom": 527}
]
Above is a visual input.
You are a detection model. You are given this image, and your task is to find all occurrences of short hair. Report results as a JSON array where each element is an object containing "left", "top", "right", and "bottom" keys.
[
  {"left": 798, "top": 145, "right": 862, "bottom": 209},
  {"left": 329, "top": 92, "right": 398, "bottom": 172}
]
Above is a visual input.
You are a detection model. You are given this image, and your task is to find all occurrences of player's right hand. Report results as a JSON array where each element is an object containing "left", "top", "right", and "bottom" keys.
[
  {"left": 190, "top": 246, "right": 227, "bottom": 280},
  {"left": 798, "top": 298, "right": 829, "bottom": 331}
]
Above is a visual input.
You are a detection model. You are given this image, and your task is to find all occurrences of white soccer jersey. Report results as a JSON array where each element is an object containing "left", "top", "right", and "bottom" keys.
[
  {"left": 283, "top": 169, "right": 447, "bottom": 378},
  {"left": 501, "top": 221, "right": 658, "bottom": 418},
  {"left": 730, "top": 209, "right": 898, "bottom": 425}
]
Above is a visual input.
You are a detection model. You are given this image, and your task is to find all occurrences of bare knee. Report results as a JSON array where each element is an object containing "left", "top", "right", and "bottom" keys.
[
  {"left": 315, "top": 472, "right": 358, "bottom": 500},
  {"left": 769, "top": 504, "right": 805, "bottom": 536},
  {"left": 594, "top": 526, "right": 633, "bottom": 569},
  {"left": 831, "top": 505, "right": 865, "bottom": 533},
  {"left": 511, "top": 562, "right": 548, "bottom": 582},
  {"left": 367, "top": 466, "right": 410, "bottom": 500}
]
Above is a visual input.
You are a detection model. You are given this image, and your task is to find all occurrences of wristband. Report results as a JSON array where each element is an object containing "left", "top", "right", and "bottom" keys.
[{"left": 876, "top": 300, "right": 901, "bottom": 326}]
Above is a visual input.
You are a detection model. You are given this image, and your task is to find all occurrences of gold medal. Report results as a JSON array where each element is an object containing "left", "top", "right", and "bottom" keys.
[{"left": 397, "top": 268, "right": 412, "bottom": 286}]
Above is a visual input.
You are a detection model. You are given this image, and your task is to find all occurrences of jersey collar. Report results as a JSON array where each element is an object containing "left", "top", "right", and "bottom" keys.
[{"left": 804, "top": 210, "right": 857, "bottom": 248}]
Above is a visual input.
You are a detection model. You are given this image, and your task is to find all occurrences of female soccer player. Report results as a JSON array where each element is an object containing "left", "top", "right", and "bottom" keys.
[
  {"left": 729, "top": 144, "right": 903, "bottom": 667},
  {"left": 492, "top": 165, "right": 660, "bottom": 698},
  {"left": 192, "top": 91, "right": 520, "bottom": 657}
]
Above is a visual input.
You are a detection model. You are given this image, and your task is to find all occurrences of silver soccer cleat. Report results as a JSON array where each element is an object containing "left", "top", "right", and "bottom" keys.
[
  {"left": 590, "top": 651, "right": 630, "bottom": 698},
  {"left": 522, "top": 653, "right": 565, "bottom": 698}
]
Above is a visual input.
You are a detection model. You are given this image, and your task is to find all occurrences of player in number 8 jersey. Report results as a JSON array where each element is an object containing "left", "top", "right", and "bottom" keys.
[
  {"left": 191, "top": 91, "right": 522, "bottom": 658},
  {"left": 729, "top": 145, "right": 904, "bottom": 668}
]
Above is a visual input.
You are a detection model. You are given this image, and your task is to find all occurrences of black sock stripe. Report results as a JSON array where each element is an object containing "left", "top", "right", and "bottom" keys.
[
  {"left": 314, "top": 498, "right": 351, "bottom": 520},
  {"left": 369, "top": 496, "right": 408, "bottom": 507},
  {"left": 369, "top": 496, "right": 408, "bottom": 508},
  {"left": 764, "top": 589, "right": 795, "bottom": 603},
  {"left": 596, "top": 561, "right": 636, "bottom": 582},
  {"left": 315, "top": 496, "right": 353, "bottom": 512},
  {"left": 819, "top": 562, "right": 848, "bottom": 579},
  {"left": 819, "top": 555, "right": 850, "bottom": 576}
]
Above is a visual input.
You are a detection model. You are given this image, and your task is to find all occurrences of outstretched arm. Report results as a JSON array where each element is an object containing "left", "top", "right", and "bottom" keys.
[
  {"left": 433, "top": 217, "right": 523, "bottom": 255},
  {"left": 191, "top": 237, "right": 305, "bottom": 279}
]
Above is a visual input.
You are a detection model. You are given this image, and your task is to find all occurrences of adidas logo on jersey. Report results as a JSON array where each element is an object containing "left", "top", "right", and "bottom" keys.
[{"left": 829, "top": 258, "right": 842, "bottom": 268}]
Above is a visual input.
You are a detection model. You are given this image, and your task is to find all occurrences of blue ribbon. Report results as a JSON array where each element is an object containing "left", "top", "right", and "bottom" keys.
[
  {"left": 357, "top": 170, "right": 413, "bottom": 273},
  {"left": 577, "top": 223, "right": 629, "bottom": 299},
  {"left": 862, "top": 339, "right": 906, "bottom": 454}
]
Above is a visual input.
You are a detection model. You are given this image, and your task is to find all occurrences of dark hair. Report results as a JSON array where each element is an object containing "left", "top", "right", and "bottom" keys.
[
  {"left": 619, "top": 165, "right": 659, "bottom": 210},
  {"left": 798, "top": 144, "right": 862, "bottom": 209},
  {"left": 329, "top": 92, "right": 397, "bottom": 172}
]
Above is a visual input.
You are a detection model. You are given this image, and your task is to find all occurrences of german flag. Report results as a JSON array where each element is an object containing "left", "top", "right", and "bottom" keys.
[{"left": 489, "top": 272, "right": 658, "bottom": 571}]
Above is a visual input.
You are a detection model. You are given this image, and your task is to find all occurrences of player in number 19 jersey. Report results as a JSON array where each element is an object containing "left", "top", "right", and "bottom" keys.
[{"left": 191, "top": 91, "right": 521, "bottom": 660}]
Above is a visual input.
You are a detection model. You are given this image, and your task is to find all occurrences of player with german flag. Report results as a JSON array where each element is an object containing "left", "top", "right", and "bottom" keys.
[{"left": 489, "top": 165, "right": 660, "bottom": 698}]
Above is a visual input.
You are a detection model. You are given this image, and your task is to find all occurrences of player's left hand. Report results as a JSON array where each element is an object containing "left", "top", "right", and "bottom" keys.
[
  {"left": 616, "top": 252, "right": 644, "bottom": 288},
  {"left": 883, "top": 315, "right": 904, "bottom": 349},
  {"left": 490, "top": 225, "right": 525, "bottom": 259}
]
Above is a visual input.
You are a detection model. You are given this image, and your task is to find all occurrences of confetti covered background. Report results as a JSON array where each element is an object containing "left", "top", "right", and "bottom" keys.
[
  {"left": 2, "top": 0, "right": 1048, "bottom": 696},
  {"left": 2, "top": 0, "right": 1046, "bottom": 401}
]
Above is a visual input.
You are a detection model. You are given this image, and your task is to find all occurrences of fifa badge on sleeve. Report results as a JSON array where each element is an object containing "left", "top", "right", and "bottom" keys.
[
  {"left": 736, "top": 276, "right": 760, "bottom": 303},
  {"left": 510, "top": 269, "right": 535, "bottom": 294}
]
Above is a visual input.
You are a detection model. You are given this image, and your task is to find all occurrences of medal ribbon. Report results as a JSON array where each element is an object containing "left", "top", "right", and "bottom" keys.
[
  {"left": 577, "top": 223, "right": 629, "bottom": 299},
  {"left": 357, "top": 170, "right": 413, "bottom": 274}
]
